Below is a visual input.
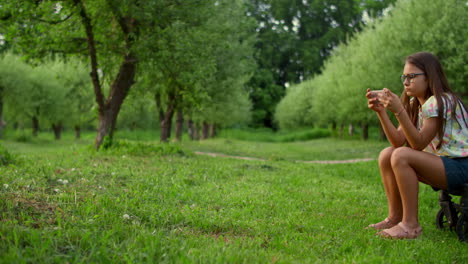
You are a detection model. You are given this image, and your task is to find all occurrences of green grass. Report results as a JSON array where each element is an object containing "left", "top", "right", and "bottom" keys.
[
  {"left": 183, "top": 137, "right": 389, "bottom": 161},
  {"left": 0, "top": 131, "right": 467, "bottom": 263},
  {"left": 217, "top": 127, "right": 331, "bottom": 142}
]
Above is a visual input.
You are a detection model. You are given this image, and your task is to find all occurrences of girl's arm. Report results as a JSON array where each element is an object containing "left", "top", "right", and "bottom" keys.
[
  {"left": 366, "top": 88, "right": 406, "bottom": 147},
  {"left": 383, "top": 89, "right": 439, "bottom": 150},
  {"left": 394, "top": 110, "right": 439, "bottom": 150},
  {"left": 376, "top": 111, "right": 406, "bottom": 147}
]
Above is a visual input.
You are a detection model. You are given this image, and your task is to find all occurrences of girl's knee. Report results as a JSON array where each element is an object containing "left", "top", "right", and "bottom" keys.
[
  {"left": 390, "top": 147, "right": 412, "bottom": 167},
  {"left": 379, "top": 147, "right": 395, "bottom": 166}
]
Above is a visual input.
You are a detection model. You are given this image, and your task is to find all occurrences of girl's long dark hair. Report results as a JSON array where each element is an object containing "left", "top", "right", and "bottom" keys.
[{"left": 401, "top": 52, "right": 468, "bottom": 149}]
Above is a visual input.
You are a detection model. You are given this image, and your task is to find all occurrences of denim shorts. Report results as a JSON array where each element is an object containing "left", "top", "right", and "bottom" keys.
[{"left": 441, "top": 156, "right": 468, "bottom": 195}]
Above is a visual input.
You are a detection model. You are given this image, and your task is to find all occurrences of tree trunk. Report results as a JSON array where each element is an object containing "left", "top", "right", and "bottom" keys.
[
  {"left": 209, "top": 124, "right": 217, "bottom": 138},
  {"left": 202, "top": 121, "right": 209, "bottom": 139},
  {"left": 76, "top": 0, "right": 137, "bottom": 150},
  {"left": 194, "top": 122, "right": 200, "bottom": 140},
  {"left": 174, "top": 109, "right": 184, "bottom": 142},
  {"left": 339, "top": 123, "right": 344, "bottom": 138},
  {"left": 94, "top": 54, "right": 137, "bottom": 149},
  {"left": 187, "top": 119, "right": 195, "bottom": 140},
  {"left": 52, "top": 123, "right": 62, "bottom": 140},
  {"left": 32, "top": 116, "right": 40, "bottom": 137},
  {"left": 155, "top": 92, "right": 165, "bottom": 124},
  {"left": 160, "top": 98, "right": 175, "bottom": 142},
  {"left": 348, "top": 123, "right": 354, "bottom": 137},
  {"left": 361, "top": 123, "right": 369, "bottom": 140},
  {"left": 75, "top": 125, "right": 81, "bottom": 139}
]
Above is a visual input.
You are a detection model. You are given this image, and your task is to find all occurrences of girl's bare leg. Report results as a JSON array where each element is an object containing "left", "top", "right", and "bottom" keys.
[
  {"left": 368, "top": 147, "right": 403, "bottom": 229},
  {"left": 381, "top": 147, "right": 447, "bottom": 238}
]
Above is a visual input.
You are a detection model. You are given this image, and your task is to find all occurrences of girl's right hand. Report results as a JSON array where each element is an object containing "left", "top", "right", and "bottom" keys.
[{"left": 366, "top": 88, "right": 385, "bottom": 113}]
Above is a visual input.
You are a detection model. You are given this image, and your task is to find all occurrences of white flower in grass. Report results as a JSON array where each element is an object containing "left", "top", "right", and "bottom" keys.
[
  {"left": 3, "top": 184, "right": 8, "bottom": 189},
  {"left": 123, "top": 214, "right": 131, "bottom": 220},
  {"left": 54, "top": 188, "right": 60, "bottom": 193},
  {"left": 57, "top": 179, "right": 69, "bottom": 185}
]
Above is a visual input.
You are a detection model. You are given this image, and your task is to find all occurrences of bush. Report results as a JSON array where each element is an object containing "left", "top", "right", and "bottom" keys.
[
  {"left": 6, "top": 130, "right": 33, "bottom": 143},
  {"left": 101, "top": 139, "right": 187, "bottom": 156},
  {"left": 218, "top": 128, "right": 331, "bottom": 142},
  {"left": 0, "top": 145, "right": 15, "bottom": 166}
]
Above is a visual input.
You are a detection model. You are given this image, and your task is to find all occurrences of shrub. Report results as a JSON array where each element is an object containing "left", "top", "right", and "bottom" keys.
[
  {"left": 101, "top": 139, "right": 187, "bottom": 156},
  {"left": 0, "top": 145, "right": 15, "bottom": 166},
  {"left": 219, "top": 128, "right": 331, "bottom": 142}
]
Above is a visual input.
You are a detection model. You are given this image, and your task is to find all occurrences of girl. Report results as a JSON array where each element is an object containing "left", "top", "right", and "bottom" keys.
[{"left": 365, "top": 51, "right": 468, "bottom": 239}]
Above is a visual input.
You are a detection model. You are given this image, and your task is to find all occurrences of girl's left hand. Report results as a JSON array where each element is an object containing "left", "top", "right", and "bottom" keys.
[{"left": 380, "top": 88, "right": 404, "bottom": 114}]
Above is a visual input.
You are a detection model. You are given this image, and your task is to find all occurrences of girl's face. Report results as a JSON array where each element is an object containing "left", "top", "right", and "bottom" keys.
[{"left": 402, "top": 62, "right": 428, "bottom": 100}]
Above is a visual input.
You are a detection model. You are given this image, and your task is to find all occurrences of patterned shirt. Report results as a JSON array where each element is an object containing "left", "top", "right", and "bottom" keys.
[{"left": 418, "top": 95, "right": 468, "bottom": 157}]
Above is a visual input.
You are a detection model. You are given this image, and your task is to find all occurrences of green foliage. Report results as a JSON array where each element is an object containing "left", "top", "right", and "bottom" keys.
[
  {"left": 11, "top": 131, "right": 32, "bottom": 143},
  {"left": 0, "top": 144, "right": 14, "bottom": 166},
  {"left": 101, "top": 139, "right": 186, "bottom": 157},
  {"left": 276, "top": 0, "right": 468, "bottom": 129},
  {"left": 0, "top": 54, "right": 93, "bottom": 133},
  {"left": 116, "top": 92, "right": 158, "bottom": 130},
  {"left": 101, "top": 135, "right": 113, "bottom": 150},
  {"left": 274, "top": 81, "right": 314, "bottom": 129},
  {"left": 192, "top": 0, "right": 256, "bottom": 127},
  {"left": 247, "top": 0, "right": 396, "bottom": 127}
]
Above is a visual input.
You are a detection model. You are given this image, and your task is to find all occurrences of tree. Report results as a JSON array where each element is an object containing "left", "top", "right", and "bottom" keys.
[
  {"left": 247, "top": 0, "right": 396, "bottom": 128},
  {"left": 0, "top": 54, "right": 69, "bottom": 138},
  {"left": 135, "top": 0, "right": 255, "bottom": 142},
  {"left": 49, "top": 58, "right": 95, "bottom": 138},
  {"left": 275, "top": 0, "right": 468, "bottom": 140},
  {"left": 1, "top": 0, "right": 213, "bottom": 148},
  {"left": 189, "top": 0, "right": 256, "bottom": 136},
  {"left": 0, "top": 53, "right": 32, "bottom": 135}
]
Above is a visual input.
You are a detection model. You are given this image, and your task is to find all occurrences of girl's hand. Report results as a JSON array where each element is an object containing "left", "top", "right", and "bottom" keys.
[
  {"left": 366, "top": 88, "right": 385, "bottom": 113},
  {"left": 380, "top": 88, "right": 404, "bottom": 115}
]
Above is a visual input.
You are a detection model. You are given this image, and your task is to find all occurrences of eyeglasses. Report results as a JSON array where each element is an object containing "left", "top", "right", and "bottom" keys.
[{"left": 400, "top": 73, "right": 425, "bottom": 83}]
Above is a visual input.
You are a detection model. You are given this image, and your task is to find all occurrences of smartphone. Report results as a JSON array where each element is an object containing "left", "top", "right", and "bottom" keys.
[{"left": 369, "top": 90, "right": 385, "bottom": 104}]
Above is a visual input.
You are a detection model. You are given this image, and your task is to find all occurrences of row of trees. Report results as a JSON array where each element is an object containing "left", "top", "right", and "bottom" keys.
[
  {"left": 0, "top": 54, "right": 94, "bottom": 139},
  {"left": 0, "top": 0, "right": 255, "bottom": 148},
  {"left": 275, "top": 0, "right": 468, "bottom": 139},
  {"left": 246, "top": 0, "right": 396, "bottom": 128}
]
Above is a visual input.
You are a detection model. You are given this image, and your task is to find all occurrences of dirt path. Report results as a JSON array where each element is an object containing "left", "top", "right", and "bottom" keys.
[{"left": 194, "top": 151, "right": 374, "bottom": 164}]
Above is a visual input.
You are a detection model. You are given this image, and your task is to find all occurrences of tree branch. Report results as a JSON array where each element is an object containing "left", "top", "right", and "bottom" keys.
[
  {"left": 105, "top": 0, "right": 138, "bottom": 49},
  {"left": 34, "top": 12, "right": 74, "bottom": 25},
  {"left": 74, "top": 0, "right": 105, "bottom": 110}
]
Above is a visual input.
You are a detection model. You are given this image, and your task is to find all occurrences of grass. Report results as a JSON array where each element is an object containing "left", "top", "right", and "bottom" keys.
[
  {"left": 217, "top": 127, "right": 331, "bottom": 142},
  {"left": 0, "top": 130, "right": 467, "bottom": 263}
]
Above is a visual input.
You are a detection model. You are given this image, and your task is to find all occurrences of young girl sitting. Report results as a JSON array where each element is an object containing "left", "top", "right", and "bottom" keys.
[{"left": 365, "top": 51, "right": 468, "bottom": 239}]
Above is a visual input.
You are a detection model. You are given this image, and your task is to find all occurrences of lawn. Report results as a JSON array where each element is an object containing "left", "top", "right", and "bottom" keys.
[{"left": 0, "top": 132, "right": 466, "bottom": 263}]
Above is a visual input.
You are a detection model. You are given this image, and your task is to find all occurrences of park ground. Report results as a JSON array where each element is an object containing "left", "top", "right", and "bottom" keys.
[{"left": 0, "top": 130, "right": 467, "bottom": 263}]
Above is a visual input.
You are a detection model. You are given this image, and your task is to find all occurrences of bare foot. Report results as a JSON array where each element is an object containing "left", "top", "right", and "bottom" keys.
[
  {"left": 366, "top": 218, "right": 398, "bottom": 230},
  {"left": 378, "top": 222, "right": 422, "bottom": 239}
]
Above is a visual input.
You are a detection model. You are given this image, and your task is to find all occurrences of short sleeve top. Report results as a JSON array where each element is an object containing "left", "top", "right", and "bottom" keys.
[{"left": 418, "top": 95, "right": 468, "bottom": 157}]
